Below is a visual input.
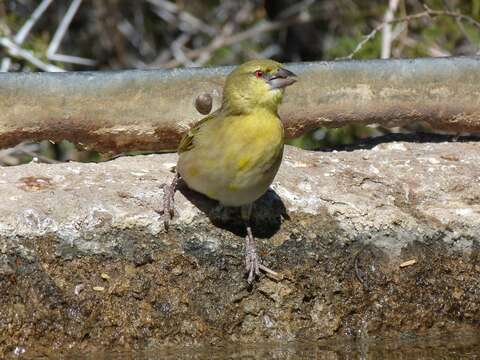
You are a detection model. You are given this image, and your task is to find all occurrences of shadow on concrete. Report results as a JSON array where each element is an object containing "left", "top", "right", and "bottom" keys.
[
  {"left": 317, "top": 132, "right": 480, "bottom": 153},
  {"left": 178, "top": 180, "right": 289, "bottom": 239}
]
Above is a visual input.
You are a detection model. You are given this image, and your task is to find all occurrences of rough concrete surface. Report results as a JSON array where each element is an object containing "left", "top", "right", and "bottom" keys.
[{"left": 1, "top": 136, "right": 480, "bottom": 356}]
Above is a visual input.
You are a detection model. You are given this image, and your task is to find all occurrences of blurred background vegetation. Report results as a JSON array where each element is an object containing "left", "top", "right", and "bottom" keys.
[{"left": 0, "top": 0, "right": 479, "bottom": 164}]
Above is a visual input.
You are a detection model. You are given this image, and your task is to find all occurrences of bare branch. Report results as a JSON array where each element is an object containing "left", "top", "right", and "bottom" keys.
[
  {"left": 194, "top": 23, "right": 235, "bottom": 67},
  {"left": 0, "top": 55, "right": 12, "bottom": 72},
  {"left": 441, "top": 0, "right": 478, "bottom": 51},
  {"left": 15, "top": 0, "right": 54, "bottom": 44},
  {"left": 117, "top": 19, "right": 155, "bottom": 57},
  {"left": 0, "top": 37, "right": 64, "bottom": 72},
  {"left": 276, "top": 0, "right": 315, "bottom": 19},
  {"left": 339, "top": 7, "right": 480, "bottom": 60},
  {"left": 1, "top": 0, "right": 53, "bottom": 72},
  {"left": 156, "top": 13, "right": 313, "bottom": 69},
  {"left": 47, "top": 0, "right": 96, "bottom": 66},
  {"left": 170, "top": 33, "right": 195, "bottom": 67},
  {"left": 147, "top": 0, "right": 216, "bottom": 36},
  {"left": 381, "top": 0, "right": 401, "bottom": 59}
]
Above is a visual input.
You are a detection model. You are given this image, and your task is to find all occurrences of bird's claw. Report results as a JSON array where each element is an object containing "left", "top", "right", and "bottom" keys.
[{"left": 245, "top": 245, "right": 260, "bottom": 284}]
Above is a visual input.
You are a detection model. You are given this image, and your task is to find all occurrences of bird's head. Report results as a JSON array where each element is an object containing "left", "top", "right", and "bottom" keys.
[{"left": 222, "top": 59, "right": 297, "bottom": 114}]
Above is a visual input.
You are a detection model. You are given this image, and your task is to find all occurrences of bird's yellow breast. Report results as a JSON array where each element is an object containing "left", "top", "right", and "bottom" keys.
[{"left": 177, "top": 108, "right": 284, "bottom": 206}]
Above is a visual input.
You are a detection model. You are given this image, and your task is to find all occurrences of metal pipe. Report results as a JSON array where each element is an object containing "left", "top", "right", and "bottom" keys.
[{"left": 0, "top": 56, "right": 479, "bottom": 153}]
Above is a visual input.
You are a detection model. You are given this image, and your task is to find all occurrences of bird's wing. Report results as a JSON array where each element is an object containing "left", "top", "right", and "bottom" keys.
[{"left": 178, "top": 109, "right": 221, "bottom": 154}]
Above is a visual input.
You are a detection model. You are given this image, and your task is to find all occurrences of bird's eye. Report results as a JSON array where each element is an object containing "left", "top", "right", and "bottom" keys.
[{"left": 254, "top": 70, "right": 264, "bottom": 78}]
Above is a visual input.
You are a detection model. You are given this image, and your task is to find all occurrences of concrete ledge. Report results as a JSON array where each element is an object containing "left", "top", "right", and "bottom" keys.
[{"left": 1, "top": 137, "right": 480, "bottom": 355}]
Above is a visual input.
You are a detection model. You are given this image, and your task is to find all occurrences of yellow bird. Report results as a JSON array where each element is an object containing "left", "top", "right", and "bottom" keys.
[{"left": 163, "top": 59, "right": 297, "bottom": 283}]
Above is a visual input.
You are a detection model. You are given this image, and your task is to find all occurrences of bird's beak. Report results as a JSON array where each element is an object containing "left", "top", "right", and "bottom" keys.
[{"left": 267, "top": 68, "right": 297, "bottom": 90}]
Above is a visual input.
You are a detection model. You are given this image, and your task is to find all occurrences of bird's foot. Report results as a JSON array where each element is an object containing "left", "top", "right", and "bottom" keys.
[
  {"left": 245, "top": 226, "right": 280, "bottom": 284},
  {"left": 158, "top": 173, "right": 179, "bottom": 231},
  {"left": 245, "top": 236, "right": 260, "bottom": 284}
]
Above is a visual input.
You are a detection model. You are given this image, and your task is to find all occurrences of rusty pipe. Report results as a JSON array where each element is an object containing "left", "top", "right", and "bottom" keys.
[{"left": 0, "top": 56, "right": 479, "bottom": 153}]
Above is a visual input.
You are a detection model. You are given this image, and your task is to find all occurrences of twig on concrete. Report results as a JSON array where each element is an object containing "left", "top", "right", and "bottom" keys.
[
  {"left": 259, "top": 264, "right": 283, "bottom": 281},
  {"left": 339, "top": 6, "right": 480, "bottom": 60}
]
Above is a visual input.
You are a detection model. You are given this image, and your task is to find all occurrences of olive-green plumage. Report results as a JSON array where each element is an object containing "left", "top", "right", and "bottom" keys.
[
  {"left": 171, "top": 59, "right": 296, "bottom": 283},
  {"left": 177, "top": 59, "right": 295, "bottom": 207}
]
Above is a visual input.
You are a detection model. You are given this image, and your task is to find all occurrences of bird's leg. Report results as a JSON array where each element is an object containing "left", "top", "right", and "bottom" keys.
[
  {"left": 241, "top": 204, "right": 279, "bottom": 283},
  {"left": 242, "top": 204, "right": 259, "bottom": 283},
  {"left": 161, "top": 172, "right": 179, "bottom": 231}
]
